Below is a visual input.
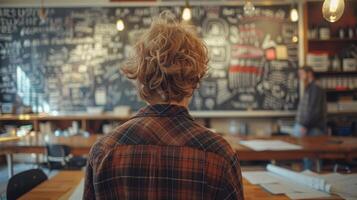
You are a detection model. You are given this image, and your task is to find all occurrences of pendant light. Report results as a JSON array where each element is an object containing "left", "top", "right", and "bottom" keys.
[
  {"left": 290, "top": 3, "right": 299, "bottom": 22},
  {"left": 182, "top": 0, "right": 192, "bottom": 21},
  {"left": 322, "top": 0, "right": 345, "bottom": 23}
]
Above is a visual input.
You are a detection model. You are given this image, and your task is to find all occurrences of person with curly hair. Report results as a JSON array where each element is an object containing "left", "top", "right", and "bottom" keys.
[{"left": 84, "top": 11, "right": 244, "bottom": 200}]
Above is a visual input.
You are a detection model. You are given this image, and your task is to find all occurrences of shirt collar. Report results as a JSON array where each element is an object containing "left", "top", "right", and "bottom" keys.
[{"left": 132, "top": 104, "right": 194, "bottom": 121}]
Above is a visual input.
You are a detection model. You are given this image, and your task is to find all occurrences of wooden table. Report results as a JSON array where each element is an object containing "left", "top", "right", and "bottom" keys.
[
  {"left": 0, "top": 134, "right": 100, "bottom": 156},
  {"left": 225, "top": 135, "right": 357, "bottom": 161},
  {"left": 2, "top": 134, "right": 357, "bottom": 178},
  {"left": 0, "top": 134, "right": 100, "bottom": 178},
  {"left": 18, "top": 171, "right": 84, "bottom": 200},
  {"left": 19, "top": 171, "right": 289, "bottom": 200}
]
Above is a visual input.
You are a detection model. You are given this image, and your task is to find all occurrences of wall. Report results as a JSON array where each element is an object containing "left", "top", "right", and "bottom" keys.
[{"left": 1, "top": 0, "right": 302, "bottom": 135}]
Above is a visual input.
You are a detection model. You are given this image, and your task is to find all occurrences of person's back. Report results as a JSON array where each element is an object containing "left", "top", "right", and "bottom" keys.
[
  {"left": 83, "top": 11, "right": 244, "bottom": 200},
  {"left": 299, "top": 81, "right": 326, "bottom": 133},
  {"left": 295, "top": 66, "right": 327, "bottom": 137},
  {"left": 84, "top": 104, "right": 243, "bottom": 199}
]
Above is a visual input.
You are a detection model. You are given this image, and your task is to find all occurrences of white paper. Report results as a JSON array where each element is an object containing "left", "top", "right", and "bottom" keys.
[
  {"left": 68, "top": 178, "right": 84, "bottom": 200},
  {"left": 260, "top": 183, "right": 286, "bottom": 194},
  {"left": 307, "top": 172, "right": 357, "bottom": 198},
  {"left": 261, "top": 181, "right": 330, "bottom": 199},
  {"left": 267, "top": 164, "right": 330, "bottom": 193},
  {"left": 329, "top": 175, "right": 357, "bottom": 198},
  {"left": 242, "top": 171, "right": 282, "bottom": 184},
  {"left": 245, "top": 165, "right": 357, "bottom": 199},
  {"left": 240, "top": 140, "right": 302, "bottom": 151},
  {"left": 320, "top": 173, "right": 346, "bottom": 183},
  {"left": 245, "top": 170, "right": 331, "bottom": 199},
  {"left": 261, "top": 182, "right": 298, "bottom": 194},
  {"left": 243, "top": 169, "right": 331, "bottom": 196}
]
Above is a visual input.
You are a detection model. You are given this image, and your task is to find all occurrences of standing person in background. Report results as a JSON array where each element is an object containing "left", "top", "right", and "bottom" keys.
[
  {"left": 294, "top": 66, "right": 327, "bottom": 137},
  {"left": 83, "top": 11, "right": 244, "bottom": 200},
  {"left": 294, "top": 66, "right": 327, "bottom": 170}
]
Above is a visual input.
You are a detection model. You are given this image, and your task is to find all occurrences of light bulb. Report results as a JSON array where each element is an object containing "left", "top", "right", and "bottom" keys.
[
  {"left": 182, "top": 7, "right": 192, "bottom": 21},
  {"left": 292, "top": 35, "right": 298, "bottom": 43},
  {"left": 244, "top": 1, "right": 255, "bottom": 16},
  {"left": 116, "top": 19, "right": 125, "bottom": 31},
  {"left": 322, "top": 0, "right": 345, "bottom": 23},
  {"left": 290, "top": 8, "right": 299, "bottom": 22}
]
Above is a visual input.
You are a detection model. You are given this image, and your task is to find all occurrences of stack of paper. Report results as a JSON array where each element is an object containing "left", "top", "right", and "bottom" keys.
[
  {"left": 267, "top": 164, "right": 331, "bottom": 193},
  {"left": 301, "top": 170, "right": 357, "bottom": 200},
  {"left": 240, "top": 140, "right": 302, "bottom": 151},
  {"left": 327, "top": 175, "right": 357, "bottom": 200},
  {"left": 243, "top": 174, "right": 330, "bottom": 199},
  {"left": 303, "top": 170, "right": 357, "bottom": 200},
  {"left": 243, "top": 164, "right": 357, "bottom": 199}
]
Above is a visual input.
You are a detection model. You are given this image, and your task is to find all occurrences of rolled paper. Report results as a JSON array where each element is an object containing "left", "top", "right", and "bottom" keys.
[{"left": 266, "top": 164, "right": 331, "bottom": 193}]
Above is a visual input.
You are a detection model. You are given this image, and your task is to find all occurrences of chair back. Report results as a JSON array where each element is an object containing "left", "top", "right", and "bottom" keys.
[
  {"left": 46, "top": 144, "right": 71, "bottom": 169},
  {"left": 6, "top": 169, "right": 47, "bottom": 200}
]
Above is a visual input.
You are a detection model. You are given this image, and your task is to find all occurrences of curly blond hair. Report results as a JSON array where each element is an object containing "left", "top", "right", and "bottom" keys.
[{"left": 122, "top": 11, "right": 209, "bottom": 103}]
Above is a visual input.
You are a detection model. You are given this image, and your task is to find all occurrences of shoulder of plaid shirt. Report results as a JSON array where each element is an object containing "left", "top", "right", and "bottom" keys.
[{"left": 83, "top": 104, "right": 244, "bottom": 200}]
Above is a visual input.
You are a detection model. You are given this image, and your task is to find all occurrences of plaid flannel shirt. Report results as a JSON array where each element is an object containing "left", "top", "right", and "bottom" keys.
[{"left": 84, "top": 104, "right": 244, "bottom": 200}]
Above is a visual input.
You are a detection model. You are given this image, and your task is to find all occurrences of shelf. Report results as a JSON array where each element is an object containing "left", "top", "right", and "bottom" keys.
[
  {"left": 1, "top": 111, "right": 357, "bottom": 122},
  {"left": 36, "top": 114, "right": 131, "bottom": 121},
  {"left": 308, "top": 38, "right": 357, "bottom": 42},
  {"left": 325, "top": 89, "right": 357, "bottom": 93},
  {"left": 0, "top": 112, "right": 299, "bottom": 120},
  {"left": 328, "top": 110, "right": 357, "bottom": 115},
  {"left": 190, "top": 111, "right": 296, "bottom": 118},
  {"left": 315, "top": 71, "right": 357, "bottom": 76},
  {"left": 0, "top": 114, "right": 35, "bottom": 121},
  {"left": 0, "top": 136, "right": 20, "bottom": 142},
  {"left": 0, "top": 114, "right": 131, "bottom": 121}
]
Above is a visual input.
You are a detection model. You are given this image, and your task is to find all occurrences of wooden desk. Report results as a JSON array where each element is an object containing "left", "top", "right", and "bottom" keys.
[
  {"left": 0, "top": 134, "right": 100, "bottom": 156},
  {"left": 18, "top": 171, "right": 84, "bottom": 200},
  {"left": 2, "top": 134, "right": 357, "bottom": 178},
  {"left": 225, "top": 135, "right": 357, "bottom": 161},
  {"left": 20, "top": 171, "right": 288, "bottom": 200},
  {"left": 3, "top": 134, "right": 356, "bottom": 159},
  {"left": 0, "top": 134, "right": 100, "bottom": 178}
]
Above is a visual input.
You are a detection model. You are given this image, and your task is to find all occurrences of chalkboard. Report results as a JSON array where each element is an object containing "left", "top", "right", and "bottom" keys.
[{"left": 0, "top": 5, "right": 299, "bottom": 113}]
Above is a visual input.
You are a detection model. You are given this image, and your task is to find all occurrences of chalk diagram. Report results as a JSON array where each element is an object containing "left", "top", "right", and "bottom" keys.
[
  {"left": 192, "top": 6, "right": 299, "bottom": 110},
  {"left": 1, "top": 6, "right": 298, "bottom": 112}
]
